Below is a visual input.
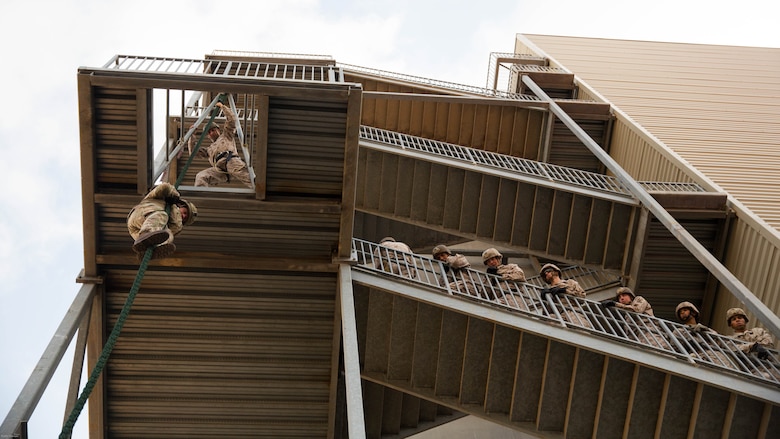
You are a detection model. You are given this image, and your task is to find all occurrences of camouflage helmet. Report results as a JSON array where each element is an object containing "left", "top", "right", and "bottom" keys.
[
  {"left": 675, "top": 301, "right": 700, "bottom": 322},
  {"left": 432, "top": 245, "right": 452, "bottom": 258},
  {"left": 482, "top": 248, "right": 502, "bottom": 265},
  {"left": 540, "top": 263, "right": 562, "bottom": 277},
  {"left": 616, "top": 287, "right": 636, "bottom": 300},
  {"left": 177, "top": 199, "right": 198, "bottom": 226},
  {"left": 726, "top": 307, "right": 748, "bottom": 325},
  {"left": 379, "top": 237, "right": 396, "bottom": 244}
]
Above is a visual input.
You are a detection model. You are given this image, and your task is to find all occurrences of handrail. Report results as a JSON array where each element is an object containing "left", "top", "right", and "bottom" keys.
[
  {"left": 338, "top": 62, "right": 541, "bottom": 101},
  {"left": 359, "top": 126, "right": 706, "bottom": 201},
  {"left": 102, "top": 54, "right": 344, "bottom": 83},
  {"left": 486, "top": 52, "right": 547, "bottom": 91},
  {"left": 351, "top": 238, "right": 780, "bottom": 388},
  {"left": 152, "top": 94, "right": 222, "bottom": 183}
]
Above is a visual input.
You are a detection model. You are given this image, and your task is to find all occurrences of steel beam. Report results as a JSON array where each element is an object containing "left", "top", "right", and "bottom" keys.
[{"left": 1, "top": 283, "right": 96, "bottom": 438}]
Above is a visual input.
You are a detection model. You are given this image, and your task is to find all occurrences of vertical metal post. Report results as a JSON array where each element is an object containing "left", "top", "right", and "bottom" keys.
[
  {"left": 63, "top": 308, "right": 92, "bottom": 426},
  {"left": 338, "top": 265, "right": 366, "bottom": 438}
]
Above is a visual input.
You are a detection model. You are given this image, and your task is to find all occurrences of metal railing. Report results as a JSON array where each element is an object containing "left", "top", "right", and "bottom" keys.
[
  {"left": 486, "top": 52, "right": 547, "bottom": 91},
  {"left": 210, "top": 50, "right": 335, "bottom": 62},
  {"left": 338, "top": 63, "right": 541, "bottom": 101},
  {"left": 102, "top": 55, "right": 344, "bottom": 83},
  {"left": 511, "top": 64, "right": 569, "bottom": 74},
  {"left": 153, "top": 93, "right": 258, "bottom": 187},
  {"left": 359, "top": 126, "right": 707, "bottom": 200},
  {"left": 351, "top": 238, "right": 780, "bottom": 387}
]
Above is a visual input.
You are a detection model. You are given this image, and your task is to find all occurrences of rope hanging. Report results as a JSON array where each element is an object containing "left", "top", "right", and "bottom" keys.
[{"left": 59, "top": 95, "right": 225, "bottom": 439}]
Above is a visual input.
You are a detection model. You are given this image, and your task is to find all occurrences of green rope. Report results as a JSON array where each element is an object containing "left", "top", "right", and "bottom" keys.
[
  {"left": 59, "top": 248, "right": 152, "bottom": 439},
  {"left": 59, "top": 95, "right": 225, "bottom": 438}
]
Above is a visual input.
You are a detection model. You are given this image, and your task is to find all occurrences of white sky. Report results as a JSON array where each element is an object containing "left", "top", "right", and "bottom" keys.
[{"left": 1, "top": 1, "right": 778, "bottom": 437}]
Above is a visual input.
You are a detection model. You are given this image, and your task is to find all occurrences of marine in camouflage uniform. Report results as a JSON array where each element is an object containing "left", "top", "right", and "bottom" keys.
[
  {"left": 606, "top": 287, "right": 670, "bottom": 349},
  {"left": 726, "top": 307, "right": 775, "bottom": 357},
  {"left": 127, "top": 182, "right": 197, "bottom": 259},
  {"left": 540, "top": 263, "right": 592, "bottom": 329},
  {"left": 373, "top": 237, "right": 418, "bottom": 279},
  {"left": 432, "top": 245, "right": 479, "bottom": 297},
  {"left": 673, "top": 302, "right": 735, "bottom": 368},
  {"left": 482, "top": 248, "right": 528, "bottom": 308},
  {"left": 192, "top": 101, "right": 252, "bottom": 188}
]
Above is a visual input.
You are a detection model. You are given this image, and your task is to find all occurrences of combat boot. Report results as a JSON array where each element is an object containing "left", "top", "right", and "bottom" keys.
[
  {"left": 132, "top": 230, "right": 171, "bottom": 253},
  {"left": 151, "top": 243, "right": 177, "bottom": 260}
]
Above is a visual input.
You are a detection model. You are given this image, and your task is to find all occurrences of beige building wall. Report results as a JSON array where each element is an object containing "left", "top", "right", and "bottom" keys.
[{"left": 515, "top": 34, "right": 780, "bottom": 333}]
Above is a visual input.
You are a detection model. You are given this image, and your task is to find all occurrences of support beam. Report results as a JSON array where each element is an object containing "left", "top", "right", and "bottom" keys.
[
  {"left": 338, "top": 265, "right": 367, "bottom": 438},
  {"left": 521, "top": 75, "right": 780, "bottom": 337},
  {"left": 0, "top": 283, "right": 97, "bottom": 438}
]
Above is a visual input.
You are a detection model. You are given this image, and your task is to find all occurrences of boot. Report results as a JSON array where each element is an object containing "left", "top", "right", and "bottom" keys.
[
  {"left": 132, "top": 230, "right": 171, "bottom": 253},
  {"left": 151, "top": 243, "right": 177, "bottom": 260}
]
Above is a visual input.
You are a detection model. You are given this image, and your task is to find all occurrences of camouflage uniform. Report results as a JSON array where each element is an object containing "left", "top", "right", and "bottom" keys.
[
  {"left": 549, "top": 278, "right": 585, "bottom": 297},
  {"left": 194, "top": 103, "right": 252, "bottom": 188},
  {"left": 540, "top": 264, "right": 592, "bottom": 329},
  {"left": 613, "top": 288, "right": 670, "bottom": 349},
  {"left": 732, "top": 327, "right": 775, "bottom": 351},
  {"left": 615, "top": 295, "right": 654, "bottom": 316},
  {"left": 442, "top": 253, "right": 480, "bottom": 295},
  {"left": 726, "top": 308, "right": 775, "bottom": 353},
  {"left": 724, "top": 308, "right": 778, "bottom": 380},
  {"left": 673, "top": 302, "right": 734, "bottom": 368},
  {"left": 482, "top": 248, "right": 528, "bottom": 307},
  {"left": 373, "top": 237, "right": 417, "bottom": 279},
  {"left": 127, "top": 183, "right": 185, "bottom": 246},
  {"left": 550, "top": 279, "right": 592, "bottom": 329}
]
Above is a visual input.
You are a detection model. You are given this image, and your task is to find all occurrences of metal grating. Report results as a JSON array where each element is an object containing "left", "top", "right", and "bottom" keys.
[{"left": 102, "top": 55, "right": 344, "bottom": 82}]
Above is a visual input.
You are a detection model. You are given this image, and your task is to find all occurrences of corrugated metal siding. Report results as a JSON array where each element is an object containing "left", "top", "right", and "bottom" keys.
[
  {"left": 521, "top": 34, "right": 780, "bottom": 230},
  {"left": 609, "top": 117, "right": 697, "bottom": 182},
  {"left": 266, "top": 97, "right": 347, "bottom": 197},
  {"left": 716, "top": 220, "right": 780, "bottom": 331},
  {"left": 103, "top": 268, "right": 337, "bottom": 438},
  {"left": 93, "top": 87, "right": 145, "bottom": 189},
  {"left": 352, "top": 75, "right": 546, "bottom": 160}
]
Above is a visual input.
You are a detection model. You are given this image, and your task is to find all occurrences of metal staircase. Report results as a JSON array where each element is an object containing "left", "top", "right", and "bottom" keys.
[{"left": 350, "top": 239, "right": 780, "bottom": 439}]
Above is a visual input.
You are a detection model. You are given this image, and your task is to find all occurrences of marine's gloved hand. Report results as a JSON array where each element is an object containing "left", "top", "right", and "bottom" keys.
[
  {"left": 548, "top": 286, "right": 567, "bottom": 296},
  {"left": 164, "top": 196, "right": 181, "bottom": 205},
  {"left": 601, "top": 300, "right": 616, "bottom": 308},
  {"left": 486, "top": 267, "right": 498, "bottom": 275},
  {"left": 691, "top": 323, "right": 709, "bottom": 333},
  {"left": 751, "top": 343, "right": 770, "bottom": 360},
  {"left": 540, "top": 287, "right": 566, "bottom": 298}
]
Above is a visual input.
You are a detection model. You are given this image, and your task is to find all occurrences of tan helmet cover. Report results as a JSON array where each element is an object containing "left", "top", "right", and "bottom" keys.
[
  {"left": 179, "top": 199, "right": 198, "bottom": 226},
  {"left": 540, "top": 263, "right": 562, "bottom": 277},
  {"left": 616, "top": 287, "right": 636, "bottom": 300},
  {"left": 675, "top": 301, "right": 700, "bottom": 321},
  {"left": 726, "top": 307, "right": 749, "bottom": 325},
  {"left": 482, "top": 248, "right": 502, "bottom": 265},
  {"left": 432, "top": 245, "right": 452, "bottom": 258}
]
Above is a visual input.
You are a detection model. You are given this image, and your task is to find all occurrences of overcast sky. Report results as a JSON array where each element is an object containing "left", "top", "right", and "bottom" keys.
[{"left": 1, "top": 1, "right": 778, "bottom": 437}]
